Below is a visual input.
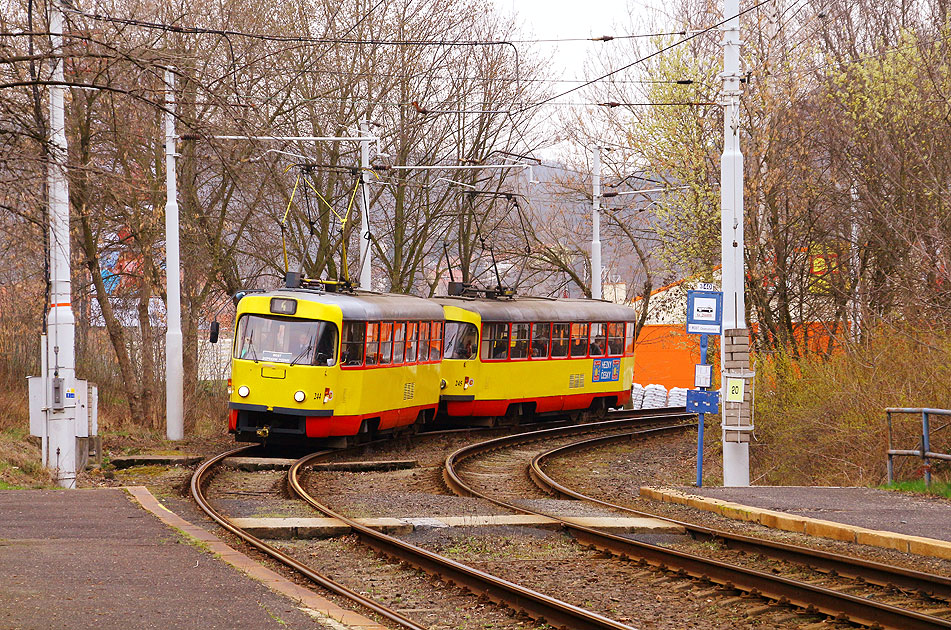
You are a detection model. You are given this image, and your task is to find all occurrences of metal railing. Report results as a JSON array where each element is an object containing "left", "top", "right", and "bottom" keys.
[{"left": 886, "top": 408, "right": 951, "bottom": 487}]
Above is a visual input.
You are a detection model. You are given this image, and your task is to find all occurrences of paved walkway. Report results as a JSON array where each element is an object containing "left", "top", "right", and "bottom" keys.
[
  {"left": 692, "top": 486, "right": 951, "bottom": 541},
  {"left": 0, "top": 488, "right": 349, "bottom": 630}
]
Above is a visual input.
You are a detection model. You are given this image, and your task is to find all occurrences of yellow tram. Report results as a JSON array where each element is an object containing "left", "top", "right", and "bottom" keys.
[
  {"left": 435, "top": 296, "right": 636, "bottom": 420},
  {"left": 227, "top": 289, "right": 444, "bottom": 444},
  {"left": 225, "top": 286, "right": 637, "bottom": 444}
]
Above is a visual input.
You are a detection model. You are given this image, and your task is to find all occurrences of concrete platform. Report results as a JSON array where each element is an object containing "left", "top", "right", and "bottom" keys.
[
  {"left": 0, "top": 488, "right": 386, "bottom": 630},
  {"left": 231, "top": 514, "right": 684, "bottom": 539},
  {"left": 642, "top": 485, "right": 951, "bottom": 560}
]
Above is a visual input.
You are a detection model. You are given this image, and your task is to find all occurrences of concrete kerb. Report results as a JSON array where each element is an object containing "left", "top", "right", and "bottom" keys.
[
  {"left": 640, "top": 486, "right": 951, "bottom": 561},
  {"left": 229, "top": 514, "right": 684, "bottom": 539},
  {"left": 124, "top": 486, "right": 389, "bottom": 630}
]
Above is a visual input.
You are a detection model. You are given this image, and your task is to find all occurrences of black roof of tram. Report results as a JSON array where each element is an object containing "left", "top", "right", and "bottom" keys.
[
  {"left": 263, "top": 289, "right": 445, "bottom": 321},
  {"left": 433, "top": 296, "right": 638, "bottom": 323}
]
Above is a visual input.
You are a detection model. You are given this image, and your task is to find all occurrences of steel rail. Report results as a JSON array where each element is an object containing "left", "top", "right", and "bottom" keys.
[
  {"left": 444, "top": 424, "right": 951, "bottom": 630},
  {"left": 530, "top": 431, "right": 951, "bottom": 601},
  {"left": 190, "top": 446, "right": 428, "bottom": 630},
  {"left": 286, "top": 451, "right": 637, "bottom": 630}
]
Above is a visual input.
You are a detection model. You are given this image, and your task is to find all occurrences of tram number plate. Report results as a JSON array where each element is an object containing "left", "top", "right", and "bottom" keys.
[{"left": 592, "top": 359, "right": 621, "bottom": 383}]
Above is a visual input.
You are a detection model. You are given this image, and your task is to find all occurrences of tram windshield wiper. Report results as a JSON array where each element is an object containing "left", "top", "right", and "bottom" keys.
[
  {"left": 245, "top": 331, "right": 258, "bottom": 362},
  {"left": 290, "top": 341, "right": 314, "bottom": 366}
]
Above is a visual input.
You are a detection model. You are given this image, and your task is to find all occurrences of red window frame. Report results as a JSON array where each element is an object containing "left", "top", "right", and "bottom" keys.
[
  {"left": 430, "top": 321, "right": 443, "bottom": 363},
  {"left": 624, "top": 322, "right": 635, "bottom": 356},
  {"left": 569, "top": 322, "right": 589, "bottom": 357},
  {"left": 551, "top": 323, "right": 570, "bottom": 358},
  {"left": 607, "top": 322, "right": 625, "bottom": 357},
  {"left": 481, "top": 322, "right": 510, "bottom": 362},
  {"left": 379, "top": 322, "right": 393, "bottom": 365},
  {"left": 340, "top": 321, "right": 366, "bottom": 369},
  {"left": 405, "top": 321, "right": 418, "bottom": 363},
  {"left": 589, "top": 323, "right": 608, "bottom": 357},
  {"left": 392, "top": 322, "right": 406, "bottom": 364},
  {"left": 510, "top": 322, "right": 530, "bottom": 360},
  {"left": 364, "top": 322, "right": 380, "bottom": 366}
]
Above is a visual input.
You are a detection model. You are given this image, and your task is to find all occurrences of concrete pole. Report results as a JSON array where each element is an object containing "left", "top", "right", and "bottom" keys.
[
  {"left": 849, "top": 184, "right": 861, "bottom": 341},
  {"left": 47, "top": 2, "right": 77, "bottom": 488},
  {"left": 165, "top": 68, "right": 184, "bottom": 441},
  {"left": 720, "top": 0, "right": 750, "bottom": 486},
  {"left": 357, "top": 118, "right": 372, "bottom": 289},
  {"left": 591, "top": 146, "right": 602, "bottom": 300}
]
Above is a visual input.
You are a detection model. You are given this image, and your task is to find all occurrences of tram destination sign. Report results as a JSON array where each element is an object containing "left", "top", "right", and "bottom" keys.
[{"left": 686, "top": 289, "right": 723, "bottom": 335}]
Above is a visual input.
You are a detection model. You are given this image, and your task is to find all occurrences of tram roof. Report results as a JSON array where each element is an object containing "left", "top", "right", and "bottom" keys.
[
  {"left": 432, "top": 295, "right": 638, "bottom": 323},
  {"left": 265, "top": 289, "right": 445, "bottom": 321}
]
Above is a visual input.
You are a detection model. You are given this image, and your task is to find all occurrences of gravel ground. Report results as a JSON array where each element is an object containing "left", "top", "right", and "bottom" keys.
[{"left": 299, "top": 424, "right": 827, "bottom": 628}]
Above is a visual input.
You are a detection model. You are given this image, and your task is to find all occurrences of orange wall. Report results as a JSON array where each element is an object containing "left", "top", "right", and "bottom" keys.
[
  {"left": 634, "top": 322, "right": 843, "bottom": 390},
  {"left": 633, "top": 325, "right": 709, "bottom": 390}
]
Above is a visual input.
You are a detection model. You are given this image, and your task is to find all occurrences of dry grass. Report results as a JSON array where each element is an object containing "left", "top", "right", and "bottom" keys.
[{"left": 750, "top": 330, "right": 951, "bottom": 487}]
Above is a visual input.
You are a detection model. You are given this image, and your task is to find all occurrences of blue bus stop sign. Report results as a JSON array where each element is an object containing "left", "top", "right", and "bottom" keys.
[{"left": 686, "top": 290, "right": 723, "bottom": 335}]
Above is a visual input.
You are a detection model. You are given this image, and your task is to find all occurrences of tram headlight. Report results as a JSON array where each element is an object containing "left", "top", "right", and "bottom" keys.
[
  {"left": 294, "top": 390, "right": 306, "bottom": 403},
  {"left": 440, "top": 379, "right": 447, "bottom": 390},
  {"left": 237, "top": 385, "right": 250, "bottom": 398}
]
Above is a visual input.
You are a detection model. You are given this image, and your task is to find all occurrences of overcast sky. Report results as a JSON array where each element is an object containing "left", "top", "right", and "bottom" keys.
[{"left": 490, "top": 0, "right": 657, "bottom": 81}]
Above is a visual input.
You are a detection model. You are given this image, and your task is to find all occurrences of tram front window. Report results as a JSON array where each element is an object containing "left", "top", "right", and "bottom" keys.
[
  {"left": 443, "top": 322, "right": 478, "bottom": 360},
  {"left": 234, "top": 315, "right": 337, "bottom": 366}
]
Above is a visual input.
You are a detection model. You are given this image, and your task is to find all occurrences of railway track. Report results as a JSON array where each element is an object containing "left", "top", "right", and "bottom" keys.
[
  {"left": 530, "top": 430, "right": 951, "bottom": 601},
  {"left": 287, "top": 447, "right": 638, "bottom": 630},
  {"left": 443, "top": 421, "right": 951, "bottom": 630},
  {"left": 190, "top": 444, "right": 428, "bottom": 630},
  {"left": 192, "top": 418, "right": 666, "bottom": 630}
]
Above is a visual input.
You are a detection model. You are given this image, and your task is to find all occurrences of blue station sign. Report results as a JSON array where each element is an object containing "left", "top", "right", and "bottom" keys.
[{"left": 686, "top": 289, "right": 723, "bottom": 335}]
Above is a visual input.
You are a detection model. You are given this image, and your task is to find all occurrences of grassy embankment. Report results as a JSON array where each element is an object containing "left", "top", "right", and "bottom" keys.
[
  {"left": 750, "top": 330, "right": 951, "bottom": 490},
  {"left": 0, "top": 370, "right": 229, "bottom": 489}
]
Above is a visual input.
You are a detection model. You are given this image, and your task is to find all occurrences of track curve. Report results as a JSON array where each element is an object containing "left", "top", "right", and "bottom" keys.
[
  {"left": 190, "top": 446, "right": 428, "bottom": 630},
  {"left": 443, "top": 420, "right": 951, "bottom": 630},
  {"left": 530, "top": 430, "right": 951, "bottom": 601},
  {"left": 286, "top": 448, "right": 637, "bottom": 630}
]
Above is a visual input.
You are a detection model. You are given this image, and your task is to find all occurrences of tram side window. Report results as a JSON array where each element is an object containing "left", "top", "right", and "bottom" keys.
[
  {"left": 418, "top": 322, "right": 430, "bottom": 362},
  {"left": 365, "top": 323, "right": 380, "bottom": 365},
  {"left": 589, "top": 323, "right": 607, "bottom": 357},
  {"left": 531, "top": 323, "right": 551, "bottom": 358},
  {"left": 481, "top": 322, "right": 510, "bottom": 361},
  {"left": 625, "top": 322, "right": 635, "bottom": 356},
  {"left": 607, "top": 323, "right": 624, "bottom": 356},
  {"left": 315, "top": 324, "right": 337, "bottom": 366},
  {"left": 393, "top": 322, "right": 406, "bottom": 364},
  {"left": 510, "top": 323, "right": 530, "bottom": 360},
  {"left": 406, "top": 322, "right": 418, "bottom": 363},
  {"left": 551, "top": 323, "right": 570, "bottom": 357},
  {"left": 570, "top": 323, "right": 589, "bottom": 357},
  {"left": 431, "top": 321, "right": 445, "bottom": 361},
  {"left": 341, "top": 321, "right": 366, "bottom": 366},
  {"left": 379, "top": 322, "right": 393, "bottom": 365}
]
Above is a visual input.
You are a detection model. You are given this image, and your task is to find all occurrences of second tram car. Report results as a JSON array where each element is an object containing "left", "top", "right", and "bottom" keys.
[{"left": 435, "top": 296, "right": 636, "bottom": 421}]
